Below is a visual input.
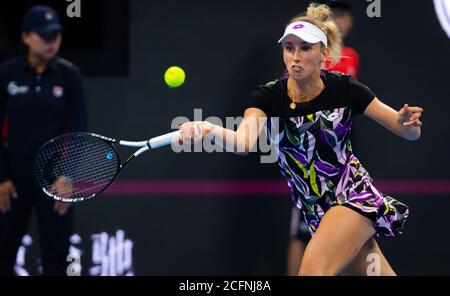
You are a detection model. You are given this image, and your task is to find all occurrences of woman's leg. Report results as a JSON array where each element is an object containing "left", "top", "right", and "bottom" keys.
[
  {"left": 341, "top": 238, "right": 396, "bottom": 276},
  {"left": 298, "top": 206, "right": 376, "bottom": 276},
  {"left": 287, "top": 238, "right": 307, "bottom": 276}
]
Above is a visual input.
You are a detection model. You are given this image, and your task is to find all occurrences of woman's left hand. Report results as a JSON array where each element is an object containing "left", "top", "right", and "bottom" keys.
[{"left": 397, "top": 104, "right": 423, "bottom": 127}]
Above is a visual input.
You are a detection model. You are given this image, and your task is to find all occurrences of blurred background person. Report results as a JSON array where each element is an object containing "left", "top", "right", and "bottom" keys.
[
  {"left": 324, "top": 0, "right": 359, "bottom": 78},
  {"left": 0, "top": 5, "right": 87, "bottom": 275}
]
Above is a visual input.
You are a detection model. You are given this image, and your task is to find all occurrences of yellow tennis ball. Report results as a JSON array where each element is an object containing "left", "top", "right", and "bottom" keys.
[{"left": 164, "top": 66, "right": 185, "bottom": 88}]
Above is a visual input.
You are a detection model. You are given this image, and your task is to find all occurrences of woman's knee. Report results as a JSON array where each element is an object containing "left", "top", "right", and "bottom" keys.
[{"left": 342, "top": 238, "right": 396, "bottom": 276}]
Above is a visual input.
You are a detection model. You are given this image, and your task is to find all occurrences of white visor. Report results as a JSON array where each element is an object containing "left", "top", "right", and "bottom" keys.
[{"left": 278, "top": 21, "right": 328, "bottom": 47}]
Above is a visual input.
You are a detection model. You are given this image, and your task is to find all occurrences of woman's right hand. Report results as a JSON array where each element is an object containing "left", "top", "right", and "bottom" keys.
[
  {"left": 0, "top": 180, "right": 18, "bottom": 213},
  {"left": 178, "top": 121, "right": 214, "bottom": 143}
]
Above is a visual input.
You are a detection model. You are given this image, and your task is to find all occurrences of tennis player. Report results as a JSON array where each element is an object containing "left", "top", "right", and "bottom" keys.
[
  {"left": 178, "top": 3, "right": 422, "bottom": 275},
  {"left": 287, "top": 0, "right": 361, "bottom": 276}
]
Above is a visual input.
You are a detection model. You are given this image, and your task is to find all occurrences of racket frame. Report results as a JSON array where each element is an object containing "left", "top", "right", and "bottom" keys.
[{"left": 33, "top": 131, "right": 179, "bottom": 203}]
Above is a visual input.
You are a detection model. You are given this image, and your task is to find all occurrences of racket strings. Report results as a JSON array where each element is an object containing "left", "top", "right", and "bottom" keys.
[
  {"left": 40, "top": 141, "right": 114, "bottom": 184},
  {"left": 46, "top": 141, "right": 116, "bottom": 183},
  {"left": 37, "top": 142, "right": 117, "bottom": 199},
  {"left": 34, "top": 134, "right": 120, "bottom": 201}
]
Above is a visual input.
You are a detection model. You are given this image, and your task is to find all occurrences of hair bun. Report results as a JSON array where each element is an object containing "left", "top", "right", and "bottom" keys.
[{"left": 306, "top": 3, "right": 331, "bottom": 22}]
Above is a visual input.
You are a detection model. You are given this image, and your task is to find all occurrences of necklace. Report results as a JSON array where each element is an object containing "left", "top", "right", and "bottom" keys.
[
  {"left": 288, "top": 87, "right": 313, "bottom": 110},
  {"left": 288, "top": 79, "right": 324, "bottom": 109},
  {"left": 289, "top": 92, "right": 310, "bottom": 109}
]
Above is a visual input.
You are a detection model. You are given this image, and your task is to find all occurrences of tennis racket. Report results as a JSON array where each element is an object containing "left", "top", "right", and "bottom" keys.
[{"left": 32, "top": 131, "right": 180, "bottom": 203}]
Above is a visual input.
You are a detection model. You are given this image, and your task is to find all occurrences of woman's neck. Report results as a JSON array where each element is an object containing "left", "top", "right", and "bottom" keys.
[{"left": 288, "top": 73, "right": 324, "bottom": 102}]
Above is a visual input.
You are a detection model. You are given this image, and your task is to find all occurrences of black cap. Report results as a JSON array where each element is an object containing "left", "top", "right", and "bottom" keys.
[
  {"left": 21, "top": 5, "right": 62, "bottom": 38},
  {"left": 327, "top": 1, "right": 352, "bottom": 13}
]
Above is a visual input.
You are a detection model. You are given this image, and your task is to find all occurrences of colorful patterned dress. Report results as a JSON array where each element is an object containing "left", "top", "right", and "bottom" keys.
[{"left": 248, "top": 71, "right": 409, "bottom": 237}]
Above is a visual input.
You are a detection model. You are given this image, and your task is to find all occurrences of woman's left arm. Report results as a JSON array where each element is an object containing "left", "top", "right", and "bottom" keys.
[{"left": 363, "top": 97, "right": 423, "bottom": 141}]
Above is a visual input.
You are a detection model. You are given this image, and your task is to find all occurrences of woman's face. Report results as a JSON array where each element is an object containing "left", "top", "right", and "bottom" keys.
[{"left": 282, "top": 35, "right": 327, "bottom": 81}]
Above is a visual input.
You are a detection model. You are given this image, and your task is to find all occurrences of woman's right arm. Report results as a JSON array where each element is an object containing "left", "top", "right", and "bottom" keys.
[{"left": 178, "top": 107, "right": 267, "bottom": 155}]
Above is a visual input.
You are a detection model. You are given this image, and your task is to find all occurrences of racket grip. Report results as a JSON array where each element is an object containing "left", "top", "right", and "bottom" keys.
[{"left": 148, "top": 131, "right": 180, "bottom": 149}]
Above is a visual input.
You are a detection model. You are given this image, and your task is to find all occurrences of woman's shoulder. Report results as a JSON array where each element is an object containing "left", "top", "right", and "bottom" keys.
[
  {"left": 247, "top": 78, "right": 287, "bottom": 116},
  {"left": 259, "top": 78, "right": 282, "bottom": 89},
  {"left": 254, "top": 78, "right": 286, "bottom": 97},
  {"left": 323, "top": 70, "right": 376, "bottom": 115},
  {"left": 323, "top": 70, "right": 372, "bottom": 96}
]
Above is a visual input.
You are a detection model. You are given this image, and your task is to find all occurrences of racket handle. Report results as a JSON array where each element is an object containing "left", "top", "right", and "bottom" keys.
[{"left": 148, "top": 130, "right": 180, "bottom": 149}]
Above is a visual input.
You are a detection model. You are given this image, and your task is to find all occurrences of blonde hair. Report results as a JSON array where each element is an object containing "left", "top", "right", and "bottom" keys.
[{"left": 288, "top": 3, "right": 342, "bottom": 66}]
